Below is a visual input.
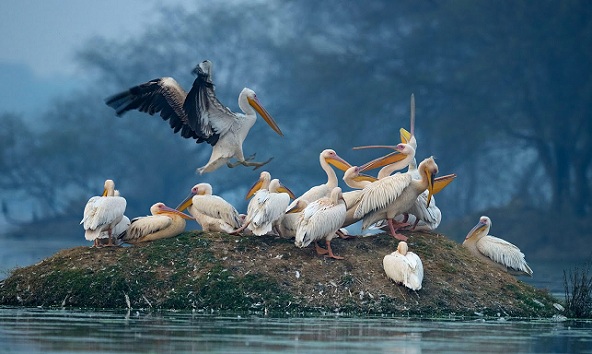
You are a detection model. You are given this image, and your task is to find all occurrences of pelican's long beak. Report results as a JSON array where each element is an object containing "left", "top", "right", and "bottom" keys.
[
  {"left": 359, "top": 150, "right": 407, "bottom": 172},
  {"left": 326, "top": 155, "right": 352, "bottom": 172},
  {"left": 352, "top": 144, "right": 399, "bottom": 151},
  {"left": 277, "top": 184, "right": 296, "bottom": 199},
  {"left": 285, "top": 201, "right": 305, "bottom": 214},
  {"left": 159, "top": 205, "right": 195, "bottom": 220},
  {"left": 246, "top": 178, "right": 265, "bottom": 199},
  {"left": 400, "top": 128, "right": 412, "bottom": 144},
  {"left": 101, "top": 188, "right": 108, "bottom": 197},
  {"left": 175, "top": 193, "right": 194, "bottom": 212},
  {"left": 433, "top": 174, "right": 457, "bottom": 194},
  {"left": 248, "top": 96, "right": 283, "bottom": 136},
  {"left": 466, "top": 221, "right": 488, "bottom": 240},
  {"left": 352, "top": 173, "right": 378, "bottom": 183},
  {"left": 426, "top": 169, "right": 435, "bottom": 207}
]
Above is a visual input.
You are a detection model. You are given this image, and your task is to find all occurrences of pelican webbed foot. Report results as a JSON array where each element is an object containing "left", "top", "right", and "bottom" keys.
[
  {"left": 314, "top": 241, "right": 344, "bottom": 260},
  {"left": 387, "top": 219, "right": 409, "bottom": 241},
  {"left": 227, "top": 156, "right": 274, "bottom": 170}
]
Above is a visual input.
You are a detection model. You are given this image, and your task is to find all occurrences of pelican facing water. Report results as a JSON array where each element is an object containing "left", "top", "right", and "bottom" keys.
[
  {"left": 105, "top": 60, "right": 283, "bottom": 174},
  {"left": 81, "top": 179, "right": 127, "bottom": 247},
  {"left": 383, "top": 241, "right": 424, "bottom": 290},
  {"left": 463, "top": 216, "right": 533, "bottom": 276}
]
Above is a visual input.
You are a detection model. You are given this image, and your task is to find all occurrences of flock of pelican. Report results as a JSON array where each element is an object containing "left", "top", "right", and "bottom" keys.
[{"left": 83, "top": 59, "right": 533, "bottom": 293}]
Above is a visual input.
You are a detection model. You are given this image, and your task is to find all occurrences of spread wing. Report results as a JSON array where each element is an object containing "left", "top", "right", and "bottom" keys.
[
  {"left": 104, "top": 77, "right": 203, "bottom": 141},
  {"left": 182, "top": 62, "right": 236, "bottom": 145}
]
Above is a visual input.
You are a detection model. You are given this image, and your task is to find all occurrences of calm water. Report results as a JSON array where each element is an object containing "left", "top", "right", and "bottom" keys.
[{"left": 0, "top": 307, "right": 591, "bottom": 353}]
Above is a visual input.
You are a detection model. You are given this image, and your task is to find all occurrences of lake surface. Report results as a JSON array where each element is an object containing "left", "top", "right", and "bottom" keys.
[{"left": 0, "top": 307, "right": 590, "bottom": 353}]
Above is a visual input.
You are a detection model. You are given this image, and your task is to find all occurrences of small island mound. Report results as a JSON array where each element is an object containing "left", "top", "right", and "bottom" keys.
[{"left": 0, "top": 231, "right": 560, "bottom": 317}]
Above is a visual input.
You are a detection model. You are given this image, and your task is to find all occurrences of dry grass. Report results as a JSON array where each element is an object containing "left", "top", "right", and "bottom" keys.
[
  {"left": 563, "top": 259, "right": 592, "bottom": 318},
  {"left": 0, "top": 230, "right": 561, "bottom": 318}
]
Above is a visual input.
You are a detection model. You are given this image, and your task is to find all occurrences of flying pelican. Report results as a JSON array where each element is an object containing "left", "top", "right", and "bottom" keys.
[
  {"left": 81, "top": 179, "right": 127, "bottom": 247},
  {"left": 383, "top": 241, "right": 424, "bottom": 290},
  {"left": 463, "top": 216, "right": 533, "bottom": 276},
  {"left": 289, "top": 187, "right": 347, "bottom": 260},
  {"left": 104, "top": 60, "right": 283, "bottom": 174},
  {"left": 118, "top": 202, "right": 193, "bottom": 244},
  {"left": 233, "top": 171, "right": 295, "bottom": 236},
  {"left": 353, "top": 157, "right": 439, "bottom": 241},
  {"left": 176, "top": 183, "right": 242, "bottom": 233}
]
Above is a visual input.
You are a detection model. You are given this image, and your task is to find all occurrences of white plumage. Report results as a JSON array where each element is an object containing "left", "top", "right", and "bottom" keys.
[
  {"left": 383, "top": 241, "right": 424, "bottom": 290},
  {"left": 119, "top": 202, "right": 193, "bottom": 244},
  {"left": 293, "top": 187, "right": 347, "bottom": 259},
  {"left": 176, "top": 183, "right": 242, "bottom": 233},
  {"left": 463, "top": 216, "right": 533, "bottom": 276},
  {"left": 81, "top": 179, "right": 127, "bottom": 247}
]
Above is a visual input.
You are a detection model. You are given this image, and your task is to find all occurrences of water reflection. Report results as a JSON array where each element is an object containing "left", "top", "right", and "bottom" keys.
[{"left": 1, "top": 308, "right": 591, "bottom": 353}]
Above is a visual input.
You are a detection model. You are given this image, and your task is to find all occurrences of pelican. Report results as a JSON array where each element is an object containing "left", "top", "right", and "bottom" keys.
[
  {"left": 353, "top": 157, "right": 439, "bottom": 240},
  {"left": 101, "top": 190, "right": 130, "bottom": 245},
  {"left": 176, "top": 183, "right": 242, "bottom": 233},
  {"left": 287, "top": 149, "right": 351, "bottom": 206},
  {"left": 463, "top": 216, "right": 533, "bottom": 276},
  {"left": 105, "top": 60, "right": 283, "bottom": 174},
  {"left": 289, "top": 187, "right": 347, "bottom": 260},
  {"left": 383, "top": 241, "right": 424, "bottom": 290},
  {"left": 81, "top": 179, "right": 127, "bottom": 247},
  {"left": 118, "top": 202, "right": 193, "bottom": 244},
  {"left": 234, "top": 171, "right": 295, "bottom": 236}
]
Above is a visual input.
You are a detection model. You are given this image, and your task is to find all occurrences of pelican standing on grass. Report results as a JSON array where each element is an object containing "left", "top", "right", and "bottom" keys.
[
  {"left": 353, "top": 157, "right": 439, "bottom": 241},
  {"left": 233, "top": 171, "right": 295, "bottom": 236},
  {"left": 118, "top": 202, "right": 193, "bottom": 244},
  {"left": 289, "top": 187, "right": 347, "bottom": 260},
  {"left": 81, "top": 179, "right": 127, "bottom": 247},
  {"left": 383, "top": 241, "right": 424, "bottom": 290},
  {"left": 463, "top": 216, "right": 533, "bottom": 276},
  {"left": 176, "top": 183, "right": 242, "bottom": 233},
  {"left": 104, "top": 60, "right": 284, "bottom": 174}
]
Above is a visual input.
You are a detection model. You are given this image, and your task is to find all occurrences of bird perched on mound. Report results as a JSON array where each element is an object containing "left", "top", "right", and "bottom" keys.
[
  {"left": 383, "top": 241, "right": 424, "bottom": 290},
  {"left": 463, "top": 216, "right": 533, "bottom": 276},
  {"left": 81, "top": 179, "right": 127, "bottom": 247},
  {"left": 104, "top": 60, "right": 284, "bottom": 174}
]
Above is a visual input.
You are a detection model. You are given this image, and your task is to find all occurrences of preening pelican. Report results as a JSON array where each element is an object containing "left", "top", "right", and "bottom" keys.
[
  {"left": 353, "top": 157, "right": 439, "bottom": 240},
  {"left": 176, "top": 183, "right": 242, "bottom": 233},
  {"left": 81, "top": 179, "right": 127, "bottom": 247},
  {"left": 101, "top": 190, "right": 130, "bottom": 245},
  {"left": 463, "top": 216, "right": 533, "bottom": 276},
  {"left": 234, "top": 171, "right": 295, "bottom": 236},
  {"left": 118, "top": 202, "right": 193, "bottom": 244},
  {"left": 383, "top": 241, "right": 424, "bottom": 290},
  {"left": 290, "top": 187, "right": 347, "bottom": 260},
  {"left": 105, "top": 60, "right": 283, "bottom": 174}
]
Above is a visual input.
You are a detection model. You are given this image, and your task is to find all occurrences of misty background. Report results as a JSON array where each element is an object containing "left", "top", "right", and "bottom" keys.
[{"left": 1, "top": 1, "right": 590, "bottom": 276}]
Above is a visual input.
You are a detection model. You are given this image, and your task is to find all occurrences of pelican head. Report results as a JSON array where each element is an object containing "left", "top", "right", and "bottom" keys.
[
  {"left": 245, "top": 171, "right": 272, "bottom": 199},
  {"left": 176, "top": 183, "right": 213, "bottom": 211},
  {"left": 321, "top": 149, "right": 352, "bottom": 171},
  {"left": 465, "top": 216, "right": 492, "bottom": 240},
  {"left": 103, "top": 179, "right": 116, "bottom": 196},
  {"left": 418, "top": 157, "right": 438, "bottom": 207},
  {"left": 358, "top": 144, "right": 415, "bottom": 172},
  {"left": 151, "top": 202, "right": 194, "bottom": 220},
  {"left": 285, "top": 199, "right": 309, "bottom": 214},
  {"left": 397, "top": 241, "right": 409, "bottom": 256},
  {"left": 343, "top": 166, "right": 379, "bottom": 185},
  {"left": 241, "top": 88, "right": 284, "bottom": 137},
  {"left": 269, "top": 179, "right": 296, "bottom": 199}
]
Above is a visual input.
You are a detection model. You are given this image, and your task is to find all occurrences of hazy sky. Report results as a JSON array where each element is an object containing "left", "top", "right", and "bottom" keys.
[{"left": 0, "top": 0, "right": 192, "bottom": 115}]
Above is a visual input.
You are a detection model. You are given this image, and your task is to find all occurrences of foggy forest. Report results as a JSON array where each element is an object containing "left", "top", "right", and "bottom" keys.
[{"left": 1, "top": 0, "right": 590, "bottom": 262}]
